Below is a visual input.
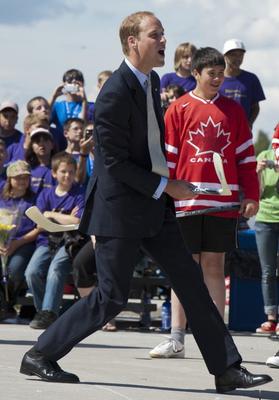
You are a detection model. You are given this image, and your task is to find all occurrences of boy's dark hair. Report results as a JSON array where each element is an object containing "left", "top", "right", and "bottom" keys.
[
  {"left": 51, "top": 151, "right": 77, "bottom": 172},
  {"left": 63, "top": 117, "right": 84, "bottom": 131},
  {"left": 63, "top": 69, "right": 84, "bottom": 83},
  {"left": 165, "top": 84, "right": 185, "bottom": 99},
  {"left": 191, "top": 47, "right": 225, "bottom": 73},
  {"left": 26, "top": 96, "right": 49, "bottom": 113}
]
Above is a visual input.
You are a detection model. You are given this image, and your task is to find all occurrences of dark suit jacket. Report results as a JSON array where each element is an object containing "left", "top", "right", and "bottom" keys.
[{"left": 80, "top": 61, "right": 173, "bottom": 238}]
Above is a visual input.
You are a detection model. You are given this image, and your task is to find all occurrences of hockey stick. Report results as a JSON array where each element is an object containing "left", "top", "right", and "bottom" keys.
[
  {"left": 176, "top": 204, "right": 240, "bottom": 218},
  {"left": 25, "top": 206, "right": 79, "bottom": 233},
  {"left": 190, "top": 152, "right": 232, "bottom": 196}
]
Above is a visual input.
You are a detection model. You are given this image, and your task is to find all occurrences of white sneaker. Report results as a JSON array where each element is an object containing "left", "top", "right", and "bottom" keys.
[
  {"left": 149, "top": 338, "right": 185, "bottom": 358},
  {"left": 266, "top": 351, "right": 279, "bottom": 368}
]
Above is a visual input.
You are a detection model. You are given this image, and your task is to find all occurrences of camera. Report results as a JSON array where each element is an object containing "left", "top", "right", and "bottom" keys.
[
  {"left": 84, "top": 128, "right": 93, "bottom": 140},
  {"left": 62, "top": 83, "right": 79, "bottom": 94},
  {"left": 265, "top": 160, "right": 275, "bottom": 169}
]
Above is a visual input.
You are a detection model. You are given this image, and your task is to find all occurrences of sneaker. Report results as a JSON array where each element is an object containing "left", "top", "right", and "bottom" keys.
[
  {"left": 149, "top": 338, "right": 185, "bottom": 358},
  {"left": 266, "top": 351, "right": 279, "bottom": 368},
  {"left": 29, "top": 310, "right": 57, "bottom": 329},
  {"left": 256, "top": 321, "right": 276, "bottom": 334}
]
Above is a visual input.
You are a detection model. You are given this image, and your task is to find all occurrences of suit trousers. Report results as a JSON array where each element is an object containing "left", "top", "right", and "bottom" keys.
[{"left": 35, "top": 209, "right": 241, "bottom": 375}]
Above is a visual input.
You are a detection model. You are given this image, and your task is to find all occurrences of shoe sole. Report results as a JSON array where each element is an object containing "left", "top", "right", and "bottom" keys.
[
  {"left": 149, "top": 351, "right": 185, "bottom": 359},
  {"left": 20, "top": 365, "right": 79, "bottom": 383},
  {"left": 266, "top": 363, "right": 279, "bottom": 368},
  {"left": 216, "top": 377, "right": 273, "bottom": 393}
]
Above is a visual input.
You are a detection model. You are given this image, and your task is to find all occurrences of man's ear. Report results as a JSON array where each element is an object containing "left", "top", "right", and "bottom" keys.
[{"left": 127, "top": 35, "right": 137, "bottom": 51}]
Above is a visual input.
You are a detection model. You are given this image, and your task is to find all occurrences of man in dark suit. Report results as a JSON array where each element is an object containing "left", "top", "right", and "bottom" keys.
[{"left": 20, "top": 11, "right": 272, "bottom": 394}]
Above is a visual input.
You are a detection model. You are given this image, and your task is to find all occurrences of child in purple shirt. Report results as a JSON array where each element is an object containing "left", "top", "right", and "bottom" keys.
[
  {"left": 25, "top": 152, "right": 85, "bottom": 330},
  {"left": 160, "top": 42, "right": 197, "bottom": 97},
  {"left": 25, "top": 127, "right": 57, "bottom": 196},
  {"left": 0, "top": 160, "right": 38, "bottom": 317}
]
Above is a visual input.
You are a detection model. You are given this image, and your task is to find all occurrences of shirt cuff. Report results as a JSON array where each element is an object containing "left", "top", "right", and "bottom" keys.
[{"left": 152, "top": 177, "right": 168, "bottom": 200}]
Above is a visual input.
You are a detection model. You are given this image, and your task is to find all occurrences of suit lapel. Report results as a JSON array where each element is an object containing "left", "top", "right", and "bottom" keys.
[{"left": 119, "top": 61, "right": 147, "bottom": 117}]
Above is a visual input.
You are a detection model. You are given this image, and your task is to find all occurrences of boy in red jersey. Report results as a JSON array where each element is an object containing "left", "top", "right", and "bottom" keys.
[{"left": 150, "top": 47, "right": 259, "bottom": 358}]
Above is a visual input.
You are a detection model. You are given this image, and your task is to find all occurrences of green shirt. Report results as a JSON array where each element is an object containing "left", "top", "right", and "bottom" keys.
[{"left": 256, "top": 149, "right": 279, "bottom": 223}]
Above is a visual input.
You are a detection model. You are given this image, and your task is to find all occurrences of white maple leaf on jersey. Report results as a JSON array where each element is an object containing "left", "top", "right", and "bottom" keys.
[{"left": 187, "top": 116, "right": 231, "bottom": 156}]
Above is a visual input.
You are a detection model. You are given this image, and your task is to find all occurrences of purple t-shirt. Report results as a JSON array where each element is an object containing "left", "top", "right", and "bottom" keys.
[
  {"left": 6, "top": 135, "right": 25, "bottom": 164},
  {"left": 160, "top": 72, "right": 196, "bottom": 92},
  {"left": 31, "top": 165, "right": 56, "bottom": 196},
  {"left": 219, "top": 70, "right": 265, "bottom": 120},
  {"left": 36, "top": 184, "right": 85, "bottom": 246},
  {"left": 0, "top": 195, "right": 36, "bottom": 240}
]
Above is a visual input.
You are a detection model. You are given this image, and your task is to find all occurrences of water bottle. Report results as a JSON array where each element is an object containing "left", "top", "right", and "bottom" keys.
[{"left": 161, "top": 298, "right": 171, "bottom": 331}]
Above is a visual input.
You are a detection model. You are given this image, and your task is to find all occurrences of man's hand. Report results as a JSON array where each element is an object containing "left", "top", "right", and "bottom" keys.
[
  {"left": 239, "top": 199, "right": 259, "bottom": 218},
  {"left": 164, "top": 179, "right": 198, "bottom": 200}
]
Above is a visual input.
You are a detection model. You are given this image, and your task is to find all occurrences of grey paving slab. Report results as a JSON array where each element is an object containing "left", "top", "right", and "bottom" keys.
[{"left": 0, "top": 323, "right": 278, "bottom": 400}]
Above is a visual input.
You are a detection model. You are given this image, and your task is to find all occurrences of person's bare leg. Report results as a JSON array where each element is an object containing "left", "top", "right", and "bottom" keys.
[
  {"left": 200, "top": 252, "right": 225, "bottom": 318},
  {"left": 78, "top": 287, "right": 94, "bottom": 298}
]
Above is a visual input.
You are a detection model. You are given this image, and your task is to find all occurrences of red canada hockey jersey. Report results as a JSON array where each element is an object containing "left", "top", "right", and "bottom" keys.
[{"left": 164, "top": 91, "right": 259, "bottom": 218}]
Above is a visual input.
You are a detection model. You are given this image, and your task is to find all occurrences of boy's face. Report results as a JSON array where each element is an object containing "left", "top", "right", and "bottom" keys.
[
  {"left": 31, "top": 100, "right": 50, "bottom": 119},
  {"left": 52, "top": 162, "right": 76, "bottom": 189},
  {"left": 193, "top": 65, "right": 225, "bottom": 98},
  {"left": 64, "top": 122, "right": 83, "bottom": 143},
  {"left": 0, "top": 109, "right": 18, "bottom": 130},
  {"left": 224, "top": 49, "right": 245, "bottom": 70}
]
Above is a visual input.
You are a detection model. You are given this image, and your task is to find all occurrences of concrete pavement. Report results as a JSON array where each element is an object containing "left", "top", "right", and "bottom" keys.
[{"left": 0, "top": 321, "right": 278, "bottom": 400}]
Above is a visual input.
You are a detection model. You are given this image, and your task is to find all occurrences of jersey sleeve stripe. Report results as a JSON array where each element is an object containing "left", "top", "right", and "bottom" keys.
[
  {"left": 235, "top": 139, "right": 253, "bottom": 155},
  {"left": 165, "top": 143, "right": 178, "bottom": 154},
  {"left": 238, "top": 155, "right": 256, "bottom": 164}
]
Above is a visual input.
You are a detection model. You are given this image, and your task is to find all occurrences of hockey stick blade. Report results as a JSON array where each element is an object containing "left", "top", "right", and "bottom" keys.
[
  {"left": 176, "top": 204, "right": 240, "bottom": 218},
  {"left": 25, "top": 206, "right": 79, "bottom": 232},
  {"left": 213, "top": 152, "right": 231, "bottom": 196}
]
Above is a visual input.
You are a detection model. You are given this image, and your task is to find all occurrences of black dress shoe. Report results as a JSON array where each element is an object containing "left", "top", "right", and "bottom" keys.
[
  {"left": 215, "top": 365, "right": 272, "bottom": 393},
  {"left": 20, "top": 350, "right": 80, "bottom": 383}
]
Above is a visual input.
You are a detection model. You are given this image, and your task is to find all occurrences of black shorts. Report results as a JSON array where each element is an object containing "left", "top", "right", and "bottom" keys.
[
  {"left": 72, "top": 240, "right": 97, "bottom": 288},
  {"left": 177, "top": 215, "right": 237, "bottom": 254}
]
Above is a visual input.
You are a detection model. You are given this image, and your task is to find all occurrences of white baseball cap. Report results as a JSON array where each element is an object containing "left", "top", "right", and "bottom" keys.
[
  {"left": 0, "top": 100, "right": 18, "bottom": 113},
  {"left": 223, "top": 39, "right": 246, "bottom": 55},
  {"left": 30, "top": 127, "right": 53, "bottom": 140}
]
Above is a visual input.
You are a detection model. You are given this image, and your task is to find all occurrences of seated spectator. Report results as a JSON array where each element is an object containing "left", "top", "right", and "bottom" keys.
[
  {"left": 0, "top": 139, "right": 7, "bottom": 186},
  {"left": 25, "top": 152, "right": 85, "bottom": 329},
  {"left": 80, "top": 122, "right": 94, "bottom": 185},
  {"left": 7, "top": 114, "right": 49, "bottom": 164},
  {"left": 64, "top": 118, "right": 94, "bottom": 185},
  {"left": 27, "top": 96, "right": 63, "bottom": 151},
  {"left": 97, "top": 70, "right": 113, "bottom": 90},
  {"left": 161, "top": 84, "right": 185, "bottom": 114},
  {"left": 160, "top": 42, "right": 196, "bottom": 97},
  {"left": 87, "top": 70, "right": 112, "bottom": 122},
  {"left": 0, "top": 161, "right": 39, "bottom": 318},
  {"left": 0, "top": 101, "right": 22, "bottom": 149},
  {"left": 255, "top": 148, "right": 279, "bottom": 334},
  {"left": 25, "top": 127, "right": 56, "bottom": 196},
  {"left": 49, "top": 69, "right": 88, "bottom": 148}
]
